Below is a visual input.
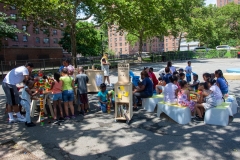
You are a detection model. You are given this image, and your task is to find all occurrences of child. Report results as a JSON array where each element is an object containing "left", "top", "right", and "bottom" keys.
[
  {"left": 208, "top": 78, "right": 223, "bottom": 106},
  {"left": 149, "top": 67, "right": 158, "bottom": 89},
  {"left": 190, "top": 74, "right": 200, "bottom": 91},
  {"left": 178, "top": 68, "right": 184, "bottom": 73},
  {"left": 50, "top": 72, "right": 64, "bottom": 123},
  {"left": 75, "top": 67, "right": 89, "bottom": 115},
  {"left": 178, "top": 80, "right": 196, "bottom": 118},
  {"left": 179, "top": 73, "right": 185, "bottom": 82},
  {"left": 60, "top": 68, "right": 75, "bottom": 119},
  {"left": 194, "top": 82, "right": 217, "bottom": 121},
  {"left": 163, "top": 76, "right": 178, "bottom": 104},
  {"left": 162, "top": 67, "right": 172, "bottom": 85},
  {"left": 156, "top": 77, "right": 164, "bottom": 94},
  {"left": 20, "top": 80, "right": 38, "bottom": 127},
  {"left": 203, "top": 73, "right": 211, "bottom": 82},
  {"left": 97, "top": 83, "right": 110, "bottom": 113},
  {"left": 185, "top": 61, "right": 192, "bottom": 83},
  {"left": 215, "top": 69, "right": 228, "bottom": 96}
]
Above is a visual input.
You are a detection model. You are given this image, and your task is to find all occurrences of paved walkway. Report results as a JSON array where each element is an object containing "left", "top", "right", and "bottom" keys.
[{"left": 0, "top": 58, "right": 240, "bottom": 160}]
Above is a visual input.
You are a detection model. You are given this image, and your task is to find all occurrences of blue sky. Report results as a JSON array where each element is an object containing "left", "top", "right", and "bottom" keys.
[{"left": 205, "top": 0, "right": 216, "bottom": 5}]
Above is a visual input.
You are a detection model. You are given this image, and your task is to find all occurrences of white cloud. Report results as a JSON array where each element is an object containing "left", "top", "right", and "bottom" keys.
[{"left": 205, "top": 0, "right": 216, "bottom": 5}]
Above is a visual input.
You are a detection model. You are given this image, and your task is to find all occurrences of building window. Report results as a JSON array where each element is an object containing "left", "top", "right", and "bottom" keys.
[
  {"left": 36, "top": 37, "right": 40, "bottom": 43},
  {"left": 53, "top": 38, "right": 58, "bottom": 43},
  {"left": 115, "top": 43, "right": 117, "bottom": 47},
  {"left": 173, "top": 43, "right": 175, "bottom": 46},
  {"left": 23, "top": 35, "right": 28, "bottom": 42},
  {"left": 110, "top": 33, "right": 112, "bottom": 37},
  {"left": 12, "top": 24, "right": 17, "bottom": 28},
  {"left": 110, "top": 43, "right": 112, "bottom": 47},
  {"left": 12, "top": 35, "right": 18, "bottom": 41},
  {"left": 120, "top": 48, "right": 122, "bottom": 53},
  {"left": 125, "top": 47, "right": 128, "bottom": 51},
  {"left": 166, "top": 43, "right": 168, "bottom": 47},
  {"left": 43, "top": 38, "right": 49, "bottom": 44},
  {"left": 125, "top": 42, "right": 127, "bottom": 46},
  {"left": 166, "top": 48, "right": 168, "bottom": 51},
  {"left": 53, "top": 30, "right": 57, "bottom": 35},
  {"left": 110, "top": 38, "right": 112, "bottom": 42},
  {"left": 144, "top": 43, "right": 146, "bottom": 46},
  {"left": 60, "top": 23, "right": 64, "bottom": 27},
  {"left": 120, "top": 43, "right": 122, "bottom": 46},
  {"left": 165, "top": 39, "right": 168, "bottom": 42},
  {"left": 22, "top": 25, "right": 27, "bottom": 32},
  {"left": 10, "top": 14, "right": 16, "bottom": 20},
  {"left": 115, "top": 48, "right": 118, "bottom": 52},
  {"left": 35, "top": 28, "right": 39, "bottom": 34},
  {"left": 119, "top": 37, "right": 122, "bottom": 41},
  {"left": 115, "top": 38, "right": 117, "bottom": 42}
]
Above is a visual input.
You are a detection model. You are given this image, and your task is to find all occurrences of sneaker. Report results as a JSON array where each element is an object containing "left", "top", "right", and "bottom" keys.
[
  {"left": 58, "top": 117, "right": 64, "bottom": 122},
  {"left": 109, "top": 83, "right": 113, "bottom": 87},
  {"left": 191, "top": 116, "right": 196, "bottom": 119},
  {"left": 194, "top": 117, "right": 204, "bottom": 121},
  {"left": 9, "top": 119, "right": 17, "bottom": 123},
  {"left": 64, "top": 116, "right": 70, "bottom": 120},
  {"left": 71, "top": 115, "right": 76, "bottom": 119},
  {"left": 53, "top": 120, "right": 59, "bottom": 125},
  {"left": 26, "top": 122, "right": 36, "bottom": 127},
  {"left": 17, "top": 115, "right": 26, "bottom": 122}
]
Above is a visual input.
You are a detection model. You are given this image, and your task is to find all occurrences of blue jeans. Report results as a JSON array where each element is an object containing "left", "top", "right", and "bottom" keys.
[
  {"left": 20, "top": 100, "right": 31, "bottom": 123},
  {"left": 100, "top": 100, "right": 108, "bottom": 113},
  {"left": 186, "top": 74, "right": 191, "bottom": 82},
  {"left": 62, "top": 90, "right": 74, "bottom": 102},
  {"left": 53, "top": 93, "right": 62, "bottom": 101}
]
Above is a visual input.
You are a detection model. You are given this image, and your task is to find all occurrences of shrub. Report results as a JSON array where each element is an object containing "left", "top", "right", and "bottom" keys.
[{"left": 205, "top": 50, "right": 219, "bottom": 58}]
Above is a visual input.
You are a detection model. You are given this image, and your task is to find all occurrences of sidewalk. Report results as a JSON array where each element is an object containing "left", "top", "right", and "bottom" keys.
[{"left": 0, "top": 59, "right": 240, "bottom": 160}]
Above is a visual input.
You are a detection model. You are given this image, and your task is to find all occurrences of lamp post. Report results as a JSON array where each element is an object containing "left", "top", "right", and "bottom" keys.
[{"left": 100, "top": 32, "right": 103, "bottom": 56}]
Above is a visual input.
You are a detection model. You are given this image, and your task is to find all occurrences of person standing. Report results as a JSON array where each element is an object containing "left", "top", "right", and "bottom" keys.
[
  {"left": 185, "top": 61, "right": 193, "bottom": 84},
  {"left": 60, "top": 68, "right": 75, "bottom": 119},
  {"left": 75, "top": 67, "right": 89, "bottom": 115},
  {"left": 101, "top": 53, "right": 112, "bottom": 86},
  {"left": 2, "top": 62, "right": 34, "bottom": 123}
]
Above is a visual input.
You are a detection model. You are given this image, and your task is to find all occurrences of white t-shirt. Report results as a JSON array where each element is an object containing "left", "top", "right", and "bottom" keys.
[
  {"left": 3, "top": 66, "right": 29, "bottom": 85},
  {"left": 170, "top": 66, "right": 176, "bottom": 74},
  {"left": 163, "top": 83, "right": 178, "bottom": 103},
  {"left": 210, "top": 85, "right": 223, "bottom": 100},
  {"left": 185, "top": 66, "right": 192, "bottom": 74},
  {"left": 158, "top": 68, "right": 165, "bottom": 76}
]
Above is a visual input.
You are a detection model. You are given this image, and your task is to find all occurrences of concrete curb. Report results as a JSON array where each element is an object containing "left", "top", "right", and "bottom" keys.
[{"left": 1, "top": 138, "right": 56, "bottom": 160}]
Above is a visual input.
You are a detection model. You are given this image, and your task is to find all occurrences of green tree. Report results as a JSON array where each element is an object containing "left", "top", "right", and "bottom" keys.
[
  {"left": 0, "top": 12, "right": 23, "bottom": 45},
  {"left": 59, "top": 21, "right": 106, "bottom": 56}
]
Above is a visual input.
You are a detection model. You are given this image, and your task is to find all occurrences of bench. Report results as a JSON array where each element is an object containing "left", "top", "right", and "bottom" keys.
[
  {"left": 142, "top": 94, "right": 164, "bottom": 112},
  {"left": 157, "top": 102, "right": 191, "bottom": 125},
  {"left": 226, "top": 95, "right": 239, "bottom": 115},
  {"left": 204, "top": 102, "right": 233, "bottom": 126}
]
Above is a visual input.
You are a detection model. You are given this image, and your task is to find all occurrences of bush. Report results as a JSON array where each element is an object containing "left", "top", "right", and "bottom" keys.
[{"left": 205, "top": 50, "right": 219, "bottom": 58}]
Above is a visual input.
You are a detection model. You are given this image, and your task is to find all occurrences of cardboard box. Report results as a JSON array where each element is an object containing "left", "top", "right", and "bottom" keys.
[
  {"left": 85, "top": 70, "right": 104, "bottom": 92},
  {"left": 118, "top": 63, "right": 130, "bottom": 83}
]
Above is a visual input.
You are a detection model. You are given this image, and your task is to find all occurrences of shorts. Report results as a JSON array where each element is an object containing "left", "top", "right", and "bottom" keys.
[
  {"left": 78, "top": 93, "right": 88, "bottom": 104},
  {"left": 186, "top": 74, "right": 191, "bottom": 82},
  {"left": 2, "top": 82, "right": 19, "bottom": 106},
  {"left": 62, "top": 90, "right": 74, "bottom": 102},
  {"left": 221, "top": 90, "right": 228, "bottom": 95},
  {"left": 203, "top": 103, "right": 216, "bottom": 110},
  {"left": 53, "top": 93, "right": 62, "bottom": 101}
]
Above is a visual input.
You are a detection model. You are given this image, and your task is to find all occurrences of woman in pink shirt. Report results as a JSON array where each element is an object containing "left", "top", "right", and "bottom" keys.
[{"left": 50, "top": 72, "right": 64, "bottom": 124}]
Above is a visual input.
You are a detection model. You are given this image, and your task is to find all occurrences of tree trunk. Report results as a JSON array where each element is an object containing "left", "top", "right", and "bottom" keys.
[
  {"left": 71, "top": 23, "right": 77, "bottom": 68},
  {"left": 138, "top": 31, "right": 143, "bottom": 62},
  {"left": 178, "top": 32, "right": 183, "bottom": 51}
]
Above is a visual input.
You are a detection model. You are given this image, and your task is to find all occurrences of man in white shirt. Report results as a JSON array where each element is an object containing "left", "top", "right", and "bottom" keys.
[{"left": 2, "top": 62, "right": 34, "bottom": 123}]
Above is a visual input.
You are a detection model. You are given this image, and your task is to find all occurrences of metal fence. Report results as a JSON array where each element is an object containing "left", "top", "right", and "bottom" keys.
[{"left": 1, "top": 50, "right": 239, "bottom": 77}]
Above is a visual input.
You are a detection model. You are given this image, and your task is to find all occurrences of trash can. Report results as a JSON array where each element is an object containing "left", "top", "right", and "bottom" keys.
[{"left": 238, "top": 52, "right": 240, "bottom": 58}]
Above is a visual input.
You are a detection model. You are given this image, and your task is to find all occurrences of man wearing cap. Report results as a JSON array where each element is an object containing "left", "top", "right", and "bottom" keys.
[{"left": 2, "top": 62, "right": 34, "bottom": 123}]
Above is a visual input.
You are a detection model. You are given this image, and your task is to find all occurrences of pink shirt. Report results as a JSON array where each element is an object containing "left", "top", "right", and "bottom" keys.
[{"left": 52, "top": 80, "right": 62, "bottom": 94}]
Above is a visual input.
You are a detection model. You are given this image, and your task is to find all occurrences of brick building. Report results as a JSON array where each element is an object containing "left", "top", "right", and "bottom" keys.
[
  {"left": 0, "top": 3, "right": 64, "bottom": 61},
  {"left": 217, "top": 0, "right": 240, "bottom": 7}
]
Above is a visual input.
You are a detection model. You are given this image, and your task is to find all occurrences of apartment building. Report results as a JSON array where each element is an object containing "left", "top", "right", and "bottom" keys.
[
  {"left": 108, "top": 26, "right": 165, "bottom": 55},
  {"left": 0, "top": 3, "right": 64, "bottom": 48},
  {"left": 217, "top": 0, "right": 240, "bottom": 7}
]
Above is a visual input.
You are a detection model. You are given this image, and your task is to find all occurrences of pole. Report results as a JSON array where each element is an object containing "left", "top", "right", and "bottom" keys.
[{"left": 101, "top": 34, "right": 103, "bottom": 56}]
